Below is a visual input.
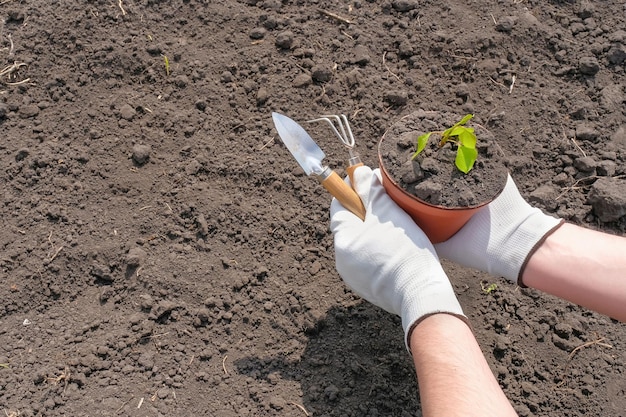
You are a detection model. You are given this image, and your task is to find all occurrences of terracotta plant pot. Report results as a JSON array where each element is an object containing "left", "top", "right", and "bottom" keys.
[{"left": 378, "top": 111, "right": 507, "bottom": 244}]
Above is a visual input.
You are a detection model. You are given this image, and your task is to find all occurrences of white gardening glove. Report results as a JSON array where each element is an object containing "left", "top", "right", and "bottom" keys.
[
  {"left": 435, "top": 174, "right": 564, "bottom": 285},
  {"left": 330, "top": 166, "right": 466, "bottom": 349}
]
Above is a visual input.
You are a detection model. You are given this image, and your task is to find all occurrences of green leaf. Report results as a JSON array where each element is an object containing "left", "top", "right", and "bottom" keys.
[
  {"left": 411, "top": 132, "right": 432, "bottom": 160},
  {"left": 455, "top": 145, "right": 478, "bottom": 174},
  {"left": 457, "top": 128, "right": 476, "bottom": 149},
  {"left": 457, "top": 113, "right": 474, "bottom": 126},
  {"left": 440, "top": 114, "right": 473, "bottom": 146}
]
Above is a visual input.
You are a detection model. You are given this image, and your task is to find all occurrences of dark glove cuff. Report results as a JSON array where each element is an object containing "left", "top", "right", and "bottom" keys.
[{"left": 516, "top": 219, "right": 566, "bottom": 288}]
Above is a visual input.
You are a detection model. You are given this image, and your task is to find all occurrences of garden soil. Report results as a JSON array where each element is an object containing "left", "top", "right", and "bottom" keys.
[
  {"left": 379, "top": 110, "right": 509, "bottom": 207},
  {"left": 1, "top": 1, "right": 626, "bottom": 416}
]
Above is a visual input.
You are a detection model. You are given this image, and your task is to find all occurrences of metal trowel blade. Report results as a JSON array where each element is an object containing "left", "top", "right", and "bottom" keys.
[{"left": 272, "top": 112, "right": 326, "bottom": 175}]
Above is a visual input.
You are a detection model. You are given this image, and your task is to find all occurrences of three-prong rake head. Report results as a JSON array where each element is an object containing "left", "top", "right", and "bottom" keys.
[{"left": 307, "top": 114, "right": 355, "bottom": 150}]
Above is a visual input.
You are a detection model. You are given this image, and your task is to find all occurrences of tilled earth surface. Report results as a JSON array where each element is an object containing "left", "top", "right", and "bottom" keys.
[{"left": 1, "top": 1, "right": 626, "bottom": 416}]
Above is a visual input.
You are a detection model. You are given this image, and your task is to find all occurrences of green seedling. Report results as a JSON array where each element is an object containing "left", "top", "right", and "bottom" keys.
[
  {"left": 163, "top": 54, "right": 170, "bottom": 76},
  {"left": 411, "top": 114, "right": 478, "bottom": 174},
  {"left": 481, "top": 281, "right": 498, "bottom": 295}
]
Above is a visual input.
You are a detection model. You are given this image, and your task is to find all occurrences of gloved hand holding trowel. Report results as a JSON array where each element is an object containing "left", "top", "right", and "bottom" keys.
[{"left": 273, "top": 113, "right": 626, "bottom": 416}]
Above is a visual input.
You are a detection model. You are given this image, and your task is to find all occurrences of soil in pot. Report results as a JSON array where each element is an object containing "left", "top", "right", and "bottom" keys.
[{"left": 379, "top": 110, "right": 509, "bottom": 208}]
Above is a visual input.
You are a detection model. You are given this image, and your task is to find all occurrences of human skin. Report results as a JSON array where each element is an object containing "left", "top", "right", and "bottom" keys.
[
  {"left": 522, "top": 222, "right": 626, "bottom": 322},
  {"left": 408, "top": 223, "right": 626, "bottom": 417},
  {"left": 410, "top": 314, "right": 518, "bottom": 417}
]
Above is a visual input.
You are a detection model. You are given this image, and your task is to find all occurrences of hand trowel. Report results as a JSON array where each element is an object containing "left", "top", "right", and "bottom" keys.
[{"left": 272, "top": 112, "right": 366, "bottom": 221}]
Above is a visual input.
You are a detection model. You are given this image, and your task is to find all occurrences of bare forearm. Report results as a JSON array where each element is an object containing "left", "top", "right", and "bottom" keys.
[
  {"left": 522, "top": 223, "right": 626, "bottom": 322},
  {"left": 410, "top": 314, "right": 517, "bottom": 417}
]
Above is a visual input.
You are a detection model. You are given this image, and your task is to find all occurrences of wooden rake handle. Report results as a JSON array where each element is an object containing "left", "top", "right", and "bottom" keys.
[
  {"left": 346, "top": 161, "right": 364, "bottom": 186},
  {"left": 319, "top": 168, "right": 366, "bottom": 221}
]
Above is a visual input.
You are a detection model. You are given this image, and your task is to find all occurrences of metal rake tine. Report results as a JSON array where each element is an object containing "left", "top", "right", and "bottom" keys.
[{"left": 307, "top": 114, "right": 355, "bottom": 149}]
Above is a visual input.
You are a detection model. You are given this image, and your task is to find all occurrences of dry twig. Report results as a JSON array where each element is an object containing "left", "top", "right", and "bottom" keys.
[
  {"left": 0, "top": 62, "right": 27, "bottom": 81},
  {"left": 44, "top": 232, "right": 64, "bottom": 263},
  {"left": 509, "top": 74, "right": 516, "bottom": 94},
  {"left": 488, "top": 76, "right": 506, "bottom": 89},
  {"left": 561, "top": 125, "right": 586, "bottom": 156},
  {"left": 258, "top": 136, "right": 274, "bottom": 151},
  {"left": 115, "top": 396, "right": 134, "bottom": 413},
  {"left": 46, "top": 366, "right": 71, "bottom": 387},
  {"left": 556, "top": 174, "right": 626, "bottom": 200},
  {"left": 117, "top": 0, "right": 127, "bottom": 15},
  {"left": 290, "top": 402, "right": 310, "bottom": 416},
  {"left": 568, "top": 337, "right": 613, "bottom": 361},
  {"left": 382, "top": 51, "right": 400, "bottom": 81},
  {"left": 7, "top": 34, "right": 14, "bottom": 58},
  {"left": 317, "top": 9, "right": 352, "bottom": 25}
]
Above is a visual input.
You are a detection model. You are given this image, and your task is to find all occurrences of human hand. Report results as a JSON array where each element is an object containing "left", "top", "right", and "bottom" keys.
[
  {"left": 330, "top": 166, "right": 465, "bottom": 348},
  {"left": 435, "top": 174, "right": 564, "bottom": 285}
]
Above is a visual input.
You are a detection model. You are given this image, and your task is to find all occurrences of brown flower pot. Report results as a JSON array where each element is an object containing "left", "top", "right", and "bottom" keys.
[
  {"left": 378, "top": 157, "right": 491, "bottom": 243},
  {"left": 378, "top": 111, "right": 507, "bottom": 244}
]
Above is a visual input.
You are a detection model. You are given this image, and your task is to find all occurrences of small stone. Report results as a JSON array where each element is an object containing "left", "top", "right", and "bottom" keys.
[
  {"left": 293, "top": 73, "right": 312, "bottom": 88},
  {"left": 577, "top": 3, "right": 595, "bottom": 19},
  {"left": 15, "top": 148, "right": 29, "bottom": 161},
  {"left": 597, "top": 160, "right": 616, "bottom": 176},
  {"left": 607, "top": 45, "right": 626, "bottom": 65},
  {"left": 139, "top": 294, "right": 154, "bottom": 311},
  {"left": 91, "top": 264, "right": 113, "bottom": 282},
  {"left": 324, "top": 384, "right": 340, "bottom": 401},
  {"left": 220, "top": 71, "right": 233, "bottom": 83},
  {"left": 256, "top": 87, "right": 269, "bottom": 105},
  {"left": 146, "top": 44, "right": 162, "bottom": 55},
  {"left": 575, "top": 125, "right": 600, "bottom": 142},
  {"left": 311, "top": 64, "right": 333, "bottom": 83},
  {"left": 392, "top": 0, "right": 418, "bottom": 12},
  {"left": 455, "top": 83, "right": 470, "bottom": 99},
  {"left": 119, "top": 104, "right": 136, "bottom": 121},
  {"left": 398, "top": 40, "right": 414, "bottom": 57},
  {"left": 0, "top": 102, "right": 8, "bottom": 119},
  {"left": 19, "top": 104, "right": 39, "bottom": 118},
  {"left": 157, "top": 387, "right": 169, "bottom": 399},
  {"left": 197, "top": 213, "right": 209, "bottom": 236},
  {"left": 242, "top": 79, "right": 257, "bottom": 93},
  {"left": 528, "top": 184, "right": 559, "bottom": 210},
  {"left": 351, "top": 45, "right": 371, "bottom": 65},
  {"left": 126, "top": 247, "right": 147, "bottom": 267},
  {"left": 554, "top": 322, "right": 573, "bottom": 339},
  {"left": 573, "top": 156, "right": 597, "bottom": 172},
  {"left": 383, "top": 90, "right": 408, "bottom": 106},
  {"left": 195, "top": 99, "right": 207, "bottom": 111},
  {"left": 413, "top": 180, "right": 442, "bottom": 205},
  {"left": 309, "top": 260, "right": 321, "bottom": 275},
  {"left": 494, "top": 335, "right": 511, "bottom": 355},
  {"left": 137, "top": 353, "right": 154, "bottom": 369},
  {"left": 249, "top": 27, "right": 267, "bottom": 40},
  {"left": 275, "top": 31, "right": 294, "bottom": 49},
  {"left": 552, "top": 333, "right": 578, "bottom": 351},
  {"left": 495, "top": 16, "right": 516, "bottom": 33},
  {"left": 579, "top": 57, "right": 600, "bottom": 75},
  {"left": 132, "top": 144, "right": 151, "bottom": 165},
  {"left": 263, "top": 301, "right": 274, "bottom": 312},
  {"left": 174, "top": 75, "right": 189, "bottom": 88},
  {"left": 269, "top": 396, "right": 286, "bottom": 410},
  {"left": 588, "top": 177, "right": 626, "bottom": 222}
]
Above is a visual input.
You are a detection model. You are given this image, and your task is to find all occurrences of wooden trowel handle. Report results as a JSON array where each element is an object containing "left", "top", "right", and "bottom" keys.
[{"left": 320, "top": 169, "right": 366, "bottom": 221}]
